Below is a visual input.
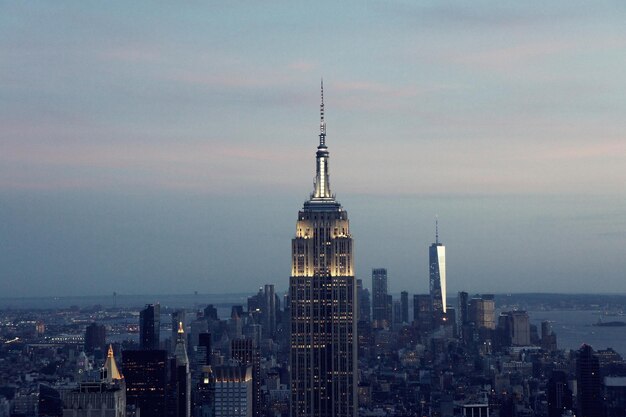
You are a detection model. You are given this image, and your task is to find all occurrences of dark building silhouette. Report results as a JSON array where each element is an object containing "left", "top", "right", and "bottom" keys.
[
  {"left": 195, "top": 366, "right": 214, "bottom": 417},
  {"left": 172, "top": 323, "right": 190, "bottom": 417},
  {"left": 547, "top": 371, "right": 573, "bottom": 417},
  {"left": 38, "top": 385, "right": 62, "bottom": 417},
  {"left": 498, "top": 311, "right": 531, "bottom": 346},
  {"left": 577, "top": 344, "right": 603, "bottom": 417},
  {"left": 231, "top": 338, "right": 261, "bottom": 417},
  {"left": 170, "top": 310, "right": 185, "bottom": 353},
  {"left": 203, "top": 305, "right": 218, "bottom": 321},
  {"left": 356, "top": 279, "right": 371, "bottom": 323},
  {"left": 263, "top": 284, "right": 276, "bottom": 338},
  {"left": 372, "top": 268, "right": 390, "bottom": 328},
  {"left": 400, "top": 291, "right": 409, "bottom": 324},
  {"left": 140, "top": 304, "right": 160, "bottom": 350},
  {"left": 197, "top": 333, "right": 212, "bottom": 367},
  {"left": 84, "top": 323, "right": 106, "bottom": 355},
  {"left": 605, "top": 376, "right": 626, "bottom": 417},
  {"left": 445, "top": 307, "right": 457, "bottom": 337},
  {"left": 248, "top": 288, "right": 264, "bottom": 316},
  {"left": 123, "top": 350, "right": 168, "bottom": 417},
  {"left": 413, "top": 294, "right": 432, "bottom": 332}
]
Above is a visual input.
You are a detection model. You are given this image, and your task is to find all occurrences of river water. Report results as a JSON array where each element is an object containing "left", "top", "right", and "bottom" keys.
[{"left": 527, "top": 309, "right": 626, "bottom": 357}]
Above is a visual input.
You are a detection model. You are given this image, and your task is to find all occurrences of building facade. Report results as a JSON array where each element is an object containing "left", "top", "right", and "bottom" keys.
[
  {"left": 290, "top": 83, "right": 358, "bottom": 417},
  {"left": 372, "top": 268, "right": 390, "bottom": 329},
  {"left": 139, "top": 304, "right": 160, "bottom": 350},
  {"left": 213, "top": 365, "right": 252, "bottom": 417}
]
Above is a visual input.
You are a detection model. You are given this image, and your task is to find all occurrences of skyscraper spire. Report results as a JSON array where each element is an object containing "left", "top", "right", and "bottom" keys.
[
  {"left": 102, "top": 344, "right": 122, "bottom": 382},
  {"left": 320, "top": 78, "right": 326, "bottom": 145},
  {"left": 435, "top": 216, "right": 439, "bottom": 245},
  {"left": 312, "top": 80, "right": 332, "bottom": 200},
  {"left": 174, "top": 321, "right": 189, "bottom": 366}
]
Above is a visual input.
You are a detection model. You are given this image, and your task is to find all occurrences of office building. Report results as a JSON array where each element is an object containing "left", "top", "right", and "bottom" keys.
[
  {"left": 263, "top": 284, "right": 276, "bottom": 338},
  {"left": 171, "top": 310, "right": 185, "bottom": 353},
  {"left": 604, "top": 376, "right": 626, "bottom": 417},
  {"left": 547, "top": 371, "right": 573, "bottom": 417},
  {"left": 123, "top": 350, "right": 168, "bottom": 417},
  {"left": 413, "top": 294, "right": 432, "bottom": 332},
  {"left": 213, "top": 365, "right": 252, "bottom": 417},
  {"left": 400, "top": 291, "right": 409, "bottom": 324},
  {"left": 204, "top": 305, "right": 218, "bottom": 321},
  {"left": 140, "top": 304, "right": 160, "bottom": 350},
  {"left": 173, "top": 322, "right": 191, "bottom": 417},
  {"left": 357, "top": 279, "right": 371, "bottom": 323},
  {"left": 577, "top": 344, "right": 603, "bottom": 417},
  {"left": 231, "top": 339, "right": 261, "bottom": 417},
  {"left": 84, "top": 323, "right": 106, "bottom": 355},
  {"left": 372, "top": 268, "right": 391, "bottom": 328},
  {"left": 429, "top": 220, "right": 446, "bottom": 327},
  {"left": 499, "top": 311, "right": 530, "bottom": 346},
  {"left": 392, "top": 300, "right": 402, "bottom": 325},
  {"left": 197, "top": 333, "right": 212, "bottom": 368},
  {"left": 468, "top": 295, "right": 495, "bottom": 330},
  {"left": 289, "top": 83, "right": 357, "bottom": 417}
]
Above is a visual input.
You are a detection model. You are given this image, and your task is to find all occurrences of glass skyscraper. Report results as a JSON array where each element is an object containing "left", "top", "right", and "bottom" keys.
[
  {"left": 289, "top": 83, "right": 357, "bottom": 417},
  {"left": 429, "top": 221, "right": 446, "bottom": 327}
]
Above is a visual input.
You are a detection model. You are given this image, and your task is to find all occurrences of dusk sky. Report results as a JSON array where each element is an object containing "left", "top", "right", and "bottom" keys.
[{"left": 2, "top": 1, "right": 626, "bottom": 298}]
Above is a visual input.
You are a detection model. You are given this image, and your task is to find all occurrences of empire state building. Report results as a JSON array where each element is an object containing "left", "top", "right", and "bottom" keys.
[{"left": 290, "top": 83, "right": 358, "bottom": 417}]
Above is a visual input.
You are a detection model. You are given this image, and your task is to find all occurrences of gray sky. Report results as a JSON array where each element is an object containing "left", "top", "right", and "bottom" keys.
[{"left": 1, "top": 1, "right": 626, "bottom": 297}]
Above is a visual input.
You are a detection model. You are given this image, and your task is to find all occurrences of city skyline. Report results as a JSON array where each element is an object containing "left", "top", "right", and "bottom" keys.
[{"left": 2, "top": 2, "right": 626, "bottom": 297}]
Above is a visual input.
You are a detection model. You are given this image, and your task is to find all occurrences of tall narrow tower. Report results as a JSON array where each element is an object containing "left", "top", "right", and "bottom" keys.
[
  {"left": 429, "top": 219, "right": 446, "bottom": 327},
  {"left": 290, "top": 82, "right": 357, "bottom": 417}
]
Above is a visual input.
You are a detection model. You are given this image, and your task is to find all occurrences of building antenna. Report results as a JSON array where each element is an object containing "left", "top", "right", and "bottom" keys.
[
  {"left": 319, "top": 78, "right": 326, "bottom": 145},
  {"left": 435, "top": 215, "right": 439, "bottom": 244}
]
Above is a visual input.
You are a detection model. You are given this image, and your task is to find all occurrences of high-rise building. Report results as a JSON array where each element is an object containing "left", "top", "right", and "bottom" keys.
[
  {"left": 84, "top": 323, "right": 106, "bottom": 355},
  {"left": 122, "top": 350, "right": 168, "bottom": 417},
  {"left": 499, "top": 311, "right": 530, "bottom": 346},
  {"left": 173, "top": 322, "right": 191, "bottom": 417},
  {"left": 392, "top": 300, "right": 402, "bottom": 325},
  {"left": 372, "top": 268, "right": 390, "bottom": 328},
  {"left": 468, "top": 295, "right": 496, "bottom": 330},
  {"left": 400, "top": 291, "right": 409, "bottom": 324},
  {"left": 140, "top": 304, "right": 160, "bottom": 350},
  {"left": 204, "top": 305, "right": 218, "bottom": 321},
  {"left": 213, "top": 365, "right": 252, "bottom": 417},
  {"left": 413, "top": 294, "right": 432, "bottom": 332},
  {"left": 429, "top": 220, "right": 446, "bottom": 327},
  {"left": 247, "top": 288, "right": 264, "bottom": 316},
  {"left": 547, "top": 371, "right": 573, "bottom": 417},
  {"left": 458, "top": 291, "right": 470, "bottom": 341},
  {"left": 171, "top": 310, "right": 185, "bottom": 353},
  {"left": 356, "top": 279, "right": 371, "bottom": 323},
  {"left": 577, "top": 344, "right": 603, "bottom": 417},
  {"left": 263, "top": 284, "right": 276, "bottom": 338},
  {"left": 197, "top": 333, "right": 212, "bottom": 368},
  {"left": 290, "top": 83, "right": 357, "bottom": 417},
  {"left": 231, "top": 339, "right": 261, "bottom": 417}
]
